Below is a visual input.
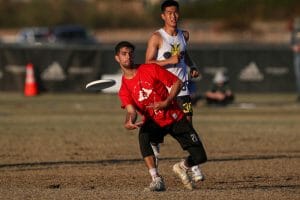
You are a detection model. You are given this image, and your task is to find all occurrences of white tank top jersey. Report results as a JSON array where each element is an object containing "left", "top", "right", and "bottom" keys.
[{"left": 157, "top": 28, "right": 189, "bottom": 96}]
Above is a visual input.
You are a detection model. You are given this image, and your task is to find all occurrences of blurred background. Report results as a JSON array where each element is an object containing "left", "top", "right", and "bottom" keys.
[
  {"left": 0, "top": 0, "right": 300, "bottom": 97},
  {"left": 1, "top": 0, "right": 298, "bottom": 43}
]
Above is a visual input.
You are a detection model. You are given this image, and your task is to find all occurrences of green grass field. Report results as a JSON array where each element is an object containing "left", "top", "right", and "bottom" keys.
[{"left": 0, "top": 92, "right": 299, "bottom": 199}]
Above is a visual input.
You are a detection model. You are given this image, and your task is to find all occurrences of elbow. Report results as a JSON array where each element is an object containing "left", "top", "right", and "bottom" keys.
[
  {"left": 145, "top": 56, "right": 152, "bottom": 64},
  {"left": 178, "top": 79, "right": 183, "bottom": 88}
]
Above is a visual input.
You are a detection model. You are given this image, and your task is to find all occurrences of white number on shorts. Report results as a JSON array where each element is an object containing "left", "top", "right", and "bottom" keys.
[{"left": 190, "top": 133, "right": 198, "bottom": 143}]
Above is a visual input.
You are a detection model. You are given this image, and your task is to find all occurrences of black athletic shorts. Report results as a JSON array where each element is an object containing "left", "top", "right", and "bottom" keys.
[
  {"left": 177, "top": 95, "right": 193, "bottom": 116},
  {"left": 139, "top": 117, "right": 206, "bottom": 161}
]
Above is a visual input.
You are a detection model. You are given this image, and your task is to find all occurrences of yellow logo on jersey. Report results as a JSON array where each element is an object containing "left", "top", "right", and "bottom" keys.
[{"left": 170, "top": 43, "right": 180, "bottom": 56}]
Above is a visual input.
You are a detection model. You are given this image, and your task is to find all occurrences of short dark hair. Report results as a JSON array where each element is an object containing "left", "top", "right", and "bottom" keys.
[
  {"left": 161, "top": 0, "right": 179, "bottom": 12},
  {"left": 114, "top": 41, "right": 135, "bottom": 55}
]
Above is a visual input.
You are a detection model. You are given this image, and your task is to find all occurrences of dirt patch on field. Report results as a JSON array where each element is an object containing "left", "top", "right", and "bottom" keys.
[{"left": 0, "top": 93, "right": 299, "bottom": 199}]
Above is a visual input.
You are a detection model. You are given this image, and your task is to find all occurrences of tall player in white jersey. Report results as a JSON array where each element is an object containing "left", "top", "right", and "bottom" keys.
[{"left": 145, "top": 0, "right": 205, "bottom": 183}]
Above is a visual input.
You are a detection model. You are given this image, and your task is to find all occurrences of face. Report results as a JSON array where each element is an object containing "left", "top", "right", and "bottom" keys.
[
  {"left": 115, "top": 47, "right": 134, "bottom": 69},
  {"left": 161, "top": 6, "right": 179, "bottom": 28}
]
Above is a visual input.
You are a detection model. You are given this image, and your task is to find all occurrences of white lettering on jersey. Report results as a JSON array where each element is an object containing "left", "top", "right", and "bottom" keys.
[
  {"left": 166, "top": 86, "right": 172, "bottom": 93},
  {"left": 172, "top": 113, "right": 178, "bottom": 119},
  {"left": 138, "top": 88, "right": 152, "bottom": 102}
]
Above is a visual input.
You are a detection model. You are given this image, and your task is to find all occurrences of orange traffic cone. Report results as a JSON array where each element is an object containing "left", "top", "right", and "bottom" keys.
[{"left": 24, "top": 63, "right": 38, "bottom": 96}]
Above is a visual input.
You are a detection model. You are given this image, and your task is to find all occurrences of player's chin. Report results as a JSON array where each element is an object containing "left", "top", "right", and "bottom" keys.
[
  {"left": 170, "top": 21, "right": 177, "bottom": 25},
  {"left": 123, "top": 63, "right": 131, "bottom": 69}
]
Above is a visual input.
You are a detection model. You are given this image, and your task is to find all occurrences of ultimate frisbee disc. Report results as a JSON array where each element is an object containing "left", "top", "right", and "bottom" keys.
[{"left": 85, "top": 79, "right": 116, "bottom": 91}]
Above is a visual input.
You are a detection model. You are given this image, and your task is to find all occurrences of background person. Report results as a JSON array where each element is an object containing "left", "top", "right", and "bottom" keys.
[
  {"left": 116, "top": 41, "right": 207, "bottom": 191},
  {"left": 145, "top": 0, "right": 204, "bottom": 182},
  {"left": 205, "top": 71, "right": 234, "bottom": 106}
]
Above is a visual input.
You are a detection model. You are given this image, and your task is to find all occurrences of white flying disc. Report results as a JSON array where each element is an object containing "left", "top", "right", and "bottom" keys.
[{"left": 85, "top": 79, "right": 116, "bottom": 91}]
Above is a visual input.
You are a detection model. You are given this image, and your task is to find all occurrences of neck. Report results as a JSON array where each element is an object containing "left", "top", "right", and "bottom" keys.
[
  {"left": 163, "top": 26, "right": 178, "bottom": 36},
  {"left": 122, "top": 65, "right": 137, "bottom": 79}
]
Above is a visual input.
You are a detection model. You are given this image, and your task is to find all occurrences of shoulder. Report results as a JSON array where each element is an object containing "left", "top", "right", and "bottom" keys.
[
  {"left": 138, "top": 63, "right": 162, "bottom": 73},
  {"left": 181, "top": 30, "right": 189, "bottom": 41},
  {"left": 148, "top": 31, "right": 162, "bottom": 44},
  {"left": 140, "top": 63, "right": 160, "bottom": 69},
  {"left": 119, "top": 79, "right": 128, "bottom": 95}
]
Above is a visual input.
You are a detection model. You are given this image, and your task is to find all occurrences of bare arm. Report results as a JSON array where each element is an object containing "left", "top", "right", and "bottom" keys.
[
  {"left": 153, "top": 79, "right": 183, "bottom": 111},
  {"left": 182, "top": 30, "right": 200, "bottom": 78},
  {"left": 185, "top": 51, "right": 200, "bottom": 78},
  {"left": 124, "top": 104, "right": 142, "bottom": 130},
  {"left": 145, "top": 32, "right": 180, "bottom": 66}
]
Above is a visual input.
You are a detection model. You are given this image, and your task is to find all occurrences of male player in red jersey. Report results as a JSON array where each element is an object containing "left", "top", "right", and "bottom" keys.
[{"left": 115, "top": 41, "right": 207, "bottom": 191}]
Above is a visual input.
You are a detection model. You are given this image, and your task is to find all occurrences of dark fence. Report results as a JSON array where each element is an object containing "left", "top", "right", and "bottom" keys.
[
  {"left": 0, "top": 43, "right": 295, "bottom": 93},
  {"left": 188, "top": 44, "right": 294, "bottom": 93}
]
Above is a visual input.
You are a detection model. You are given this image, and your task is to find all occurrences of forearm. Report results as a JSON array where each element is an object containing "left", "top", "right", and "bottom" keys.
[
  {"left": 152, "top": 79, "right": 183, "bottom": 111},
  {"left": 146, "top": 58, "right": 174, "bottom": 67},
  {"left": 165, "top": 79, "right": 183, "bottom": 104},
  {"left": 185, "top": 52, "right": 194, "bottom": 67},
  {"left": 125, "top": 110, "right": 137, "bottom": 124},
  {"left": 185, "top": 52, "right": 201, "bottom": 79},
  {"left": 124, "top": 105, "right": 138, "bottom": 130}
]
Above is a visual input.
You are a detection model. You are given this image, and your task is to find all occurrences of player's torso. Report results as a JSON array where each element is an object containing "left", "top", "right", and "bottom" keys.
[
  {"left": 122, "top": 65, "right": 183, "bottom": 126},
  {"left": 157, "top": 28, "right": 189, "bottom": 96},
  {"left": 126, "top": 66, "right": 167, "bottom": 109}
]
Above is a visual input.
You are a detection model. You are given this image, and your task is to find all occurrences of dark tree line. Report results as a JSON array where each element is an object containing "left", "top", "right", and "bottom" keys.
[{"left": 0, "top": 0, "right": 299, "bottom": 29}]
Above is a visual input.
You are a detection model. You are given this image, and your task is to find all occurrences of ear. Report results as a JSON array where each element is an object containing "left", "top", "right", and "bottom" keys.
[
  {"left": 161, "top": 13, "right": 165, "bottom": 21},
  {"left": 115, "top": 54, "right": 120, "bottom": 63}
]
